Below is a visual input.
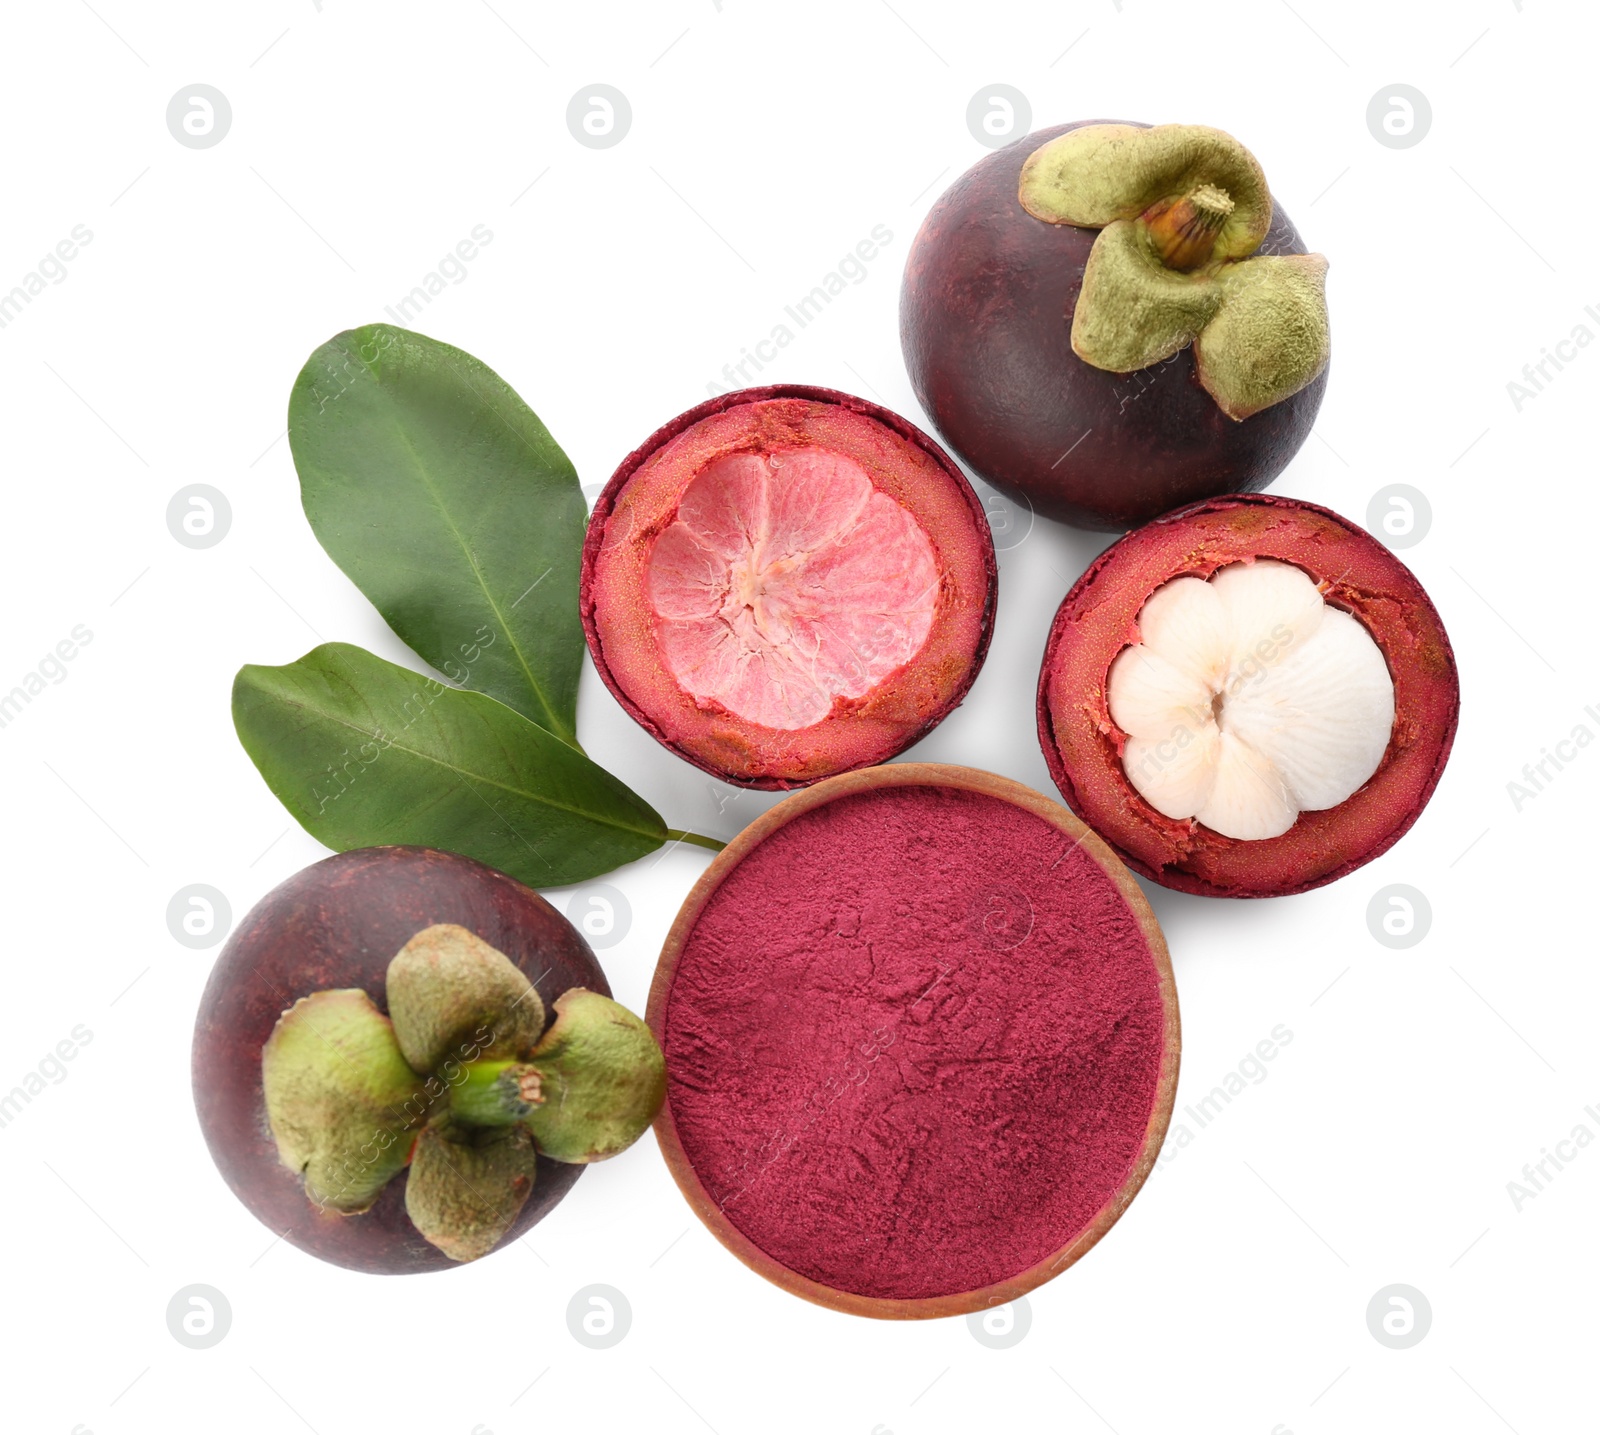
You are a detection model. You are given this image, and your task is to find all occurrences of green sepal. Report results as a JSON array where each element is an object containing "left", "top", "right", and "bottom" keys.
[
  {"left": 404, "top": 1122, "right": 539, "bottom": 1263},
  {"left": 1019, "top": 122, "right": 1271, "bottom": 260},
  {"left": 1021, "top": 123, "right": 1330, "bottom": 418},
  {"left": 1193, "top": 253, "right": 1331, "bottom": 420},
  {"left": 524, "top": 990, "right": 666, "bottom": 1164},
  {"left": 260, "top": 990, "right": 428, "bottom": 1213},
  {"left": 1070, "top": 219, "right": 1223, "bottom": 372},
  {"left": 386, "top": 924, "right": 545, "bottom": 1074}
]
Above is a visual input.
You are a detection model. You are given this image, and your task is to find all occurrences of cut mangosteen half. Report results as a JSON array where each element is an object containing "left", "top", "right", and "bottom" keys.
[
  {"left": 193, "top": 846, "right": 661, "bottom": 1274},
  {"left": 902, "top": 120, "right": 1329, "bottom": 531},
  {"left": 581, "top": 386, "right": 997, "bottom": 789},
  {"left": 1037, "top": 494, "right": 1458, "bottom": 898},
  {"left": 648, "top": 762, "right": 1179, "bottom": 1319}
]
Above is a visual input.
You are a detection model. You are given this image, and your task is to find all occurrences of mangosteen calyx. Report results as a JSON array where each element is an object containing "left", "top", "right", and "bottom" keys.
[
  {"left": 260, "top": 988, "right": 428, "bottom": 1215},
  {"left": 404, "top": 1123, "right": 540, "bottom": 1264},
  {"left": 515, "top": 988, "right": 669, "bottom": 1165},
  {"left": 1017, "top": 123, "right": 1330, "bottom": 421},
  {"left": 259, "top": 922, "right": 666, "bottom": 1262}
]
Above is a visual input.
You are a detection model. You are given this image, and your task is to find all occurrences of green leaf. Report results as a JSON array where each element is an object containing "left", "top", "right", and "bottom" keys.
[
  {"left": 288, "top": 324, "right": 586, "bottom": 745},
  {"left": 233, "top": 643, "right": 667, "bottom": 887}
]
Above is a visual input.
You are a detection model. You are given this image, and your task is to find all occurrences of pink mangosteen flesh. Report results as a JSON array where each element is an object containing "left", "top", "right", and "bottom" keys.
[{"left": 581, "top": 385, "right": 998, "bottom": 789}]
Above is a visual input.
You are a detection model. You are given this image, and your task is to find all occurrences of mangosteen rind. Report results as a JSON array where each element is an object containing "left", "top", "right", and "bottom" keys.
[{"left": 1036, "top": 493, "right": 1459, "bottom": 898}]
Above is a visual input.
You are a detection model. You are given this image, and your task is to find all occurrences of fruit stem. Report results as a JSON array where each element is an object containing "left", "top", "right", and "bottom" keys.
[
  {"left": 1141, "top": 184, "right": 1234, "bottom": 271},
  {"left": 448, "top": 1058, "right": 544, "bottom": 1128},
  {"left": 666, "top": 828, "right": 728, "bottom": 853}
]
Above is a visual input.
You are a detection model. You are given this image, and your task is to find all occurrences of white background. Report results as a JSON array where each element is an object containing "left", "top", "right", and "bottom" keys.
[{"left": 2, "top": 2, "right": 1593, "bottom": 1432}]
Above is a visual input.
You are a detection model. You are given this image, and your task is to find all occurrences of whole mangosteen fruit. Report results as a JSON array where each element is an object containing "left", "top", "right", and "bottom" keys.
[
  {"left": 581, "top": 384, "right": 997, "bottom": 788},
  {"left": 1037, "top": 494, "right": 1458, "bottom": 898},
  {"left": 902, "top": 121, "right": 1330, "bottom": 531},
  {"left": 193, "top": 846, "right": 664, "bottom": 1273}
]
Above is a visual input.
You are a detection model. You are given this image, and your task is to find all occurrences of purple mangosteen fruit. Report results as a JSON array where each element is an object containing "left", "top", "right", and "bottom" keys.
[
  {"left": 192, "top": 846, "right": 664, "bottom": 1274},
  {"left": 902, "top": 121, "right": 1331, "bottom": 531}
]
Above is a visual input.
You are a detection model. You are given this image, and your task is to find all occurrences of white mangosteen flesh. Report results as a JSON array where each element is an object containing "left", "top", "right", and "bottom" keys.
[{"left": 1107, "top": 560, "right": 1394, "bottom": 841}]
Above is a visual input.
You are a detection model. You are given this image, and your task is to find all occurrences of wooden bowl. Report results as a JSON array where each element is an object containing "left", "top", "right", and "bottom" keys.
[{"left": 647, "top": 762, "right": 1180, "bottom": 1318}]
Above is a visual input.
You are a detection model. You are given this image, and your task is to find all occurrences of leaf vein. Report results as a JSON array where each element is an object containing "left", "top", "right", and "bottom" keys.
[{"left": 252, "top": 682, "right": 660, "bottom": 844}]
